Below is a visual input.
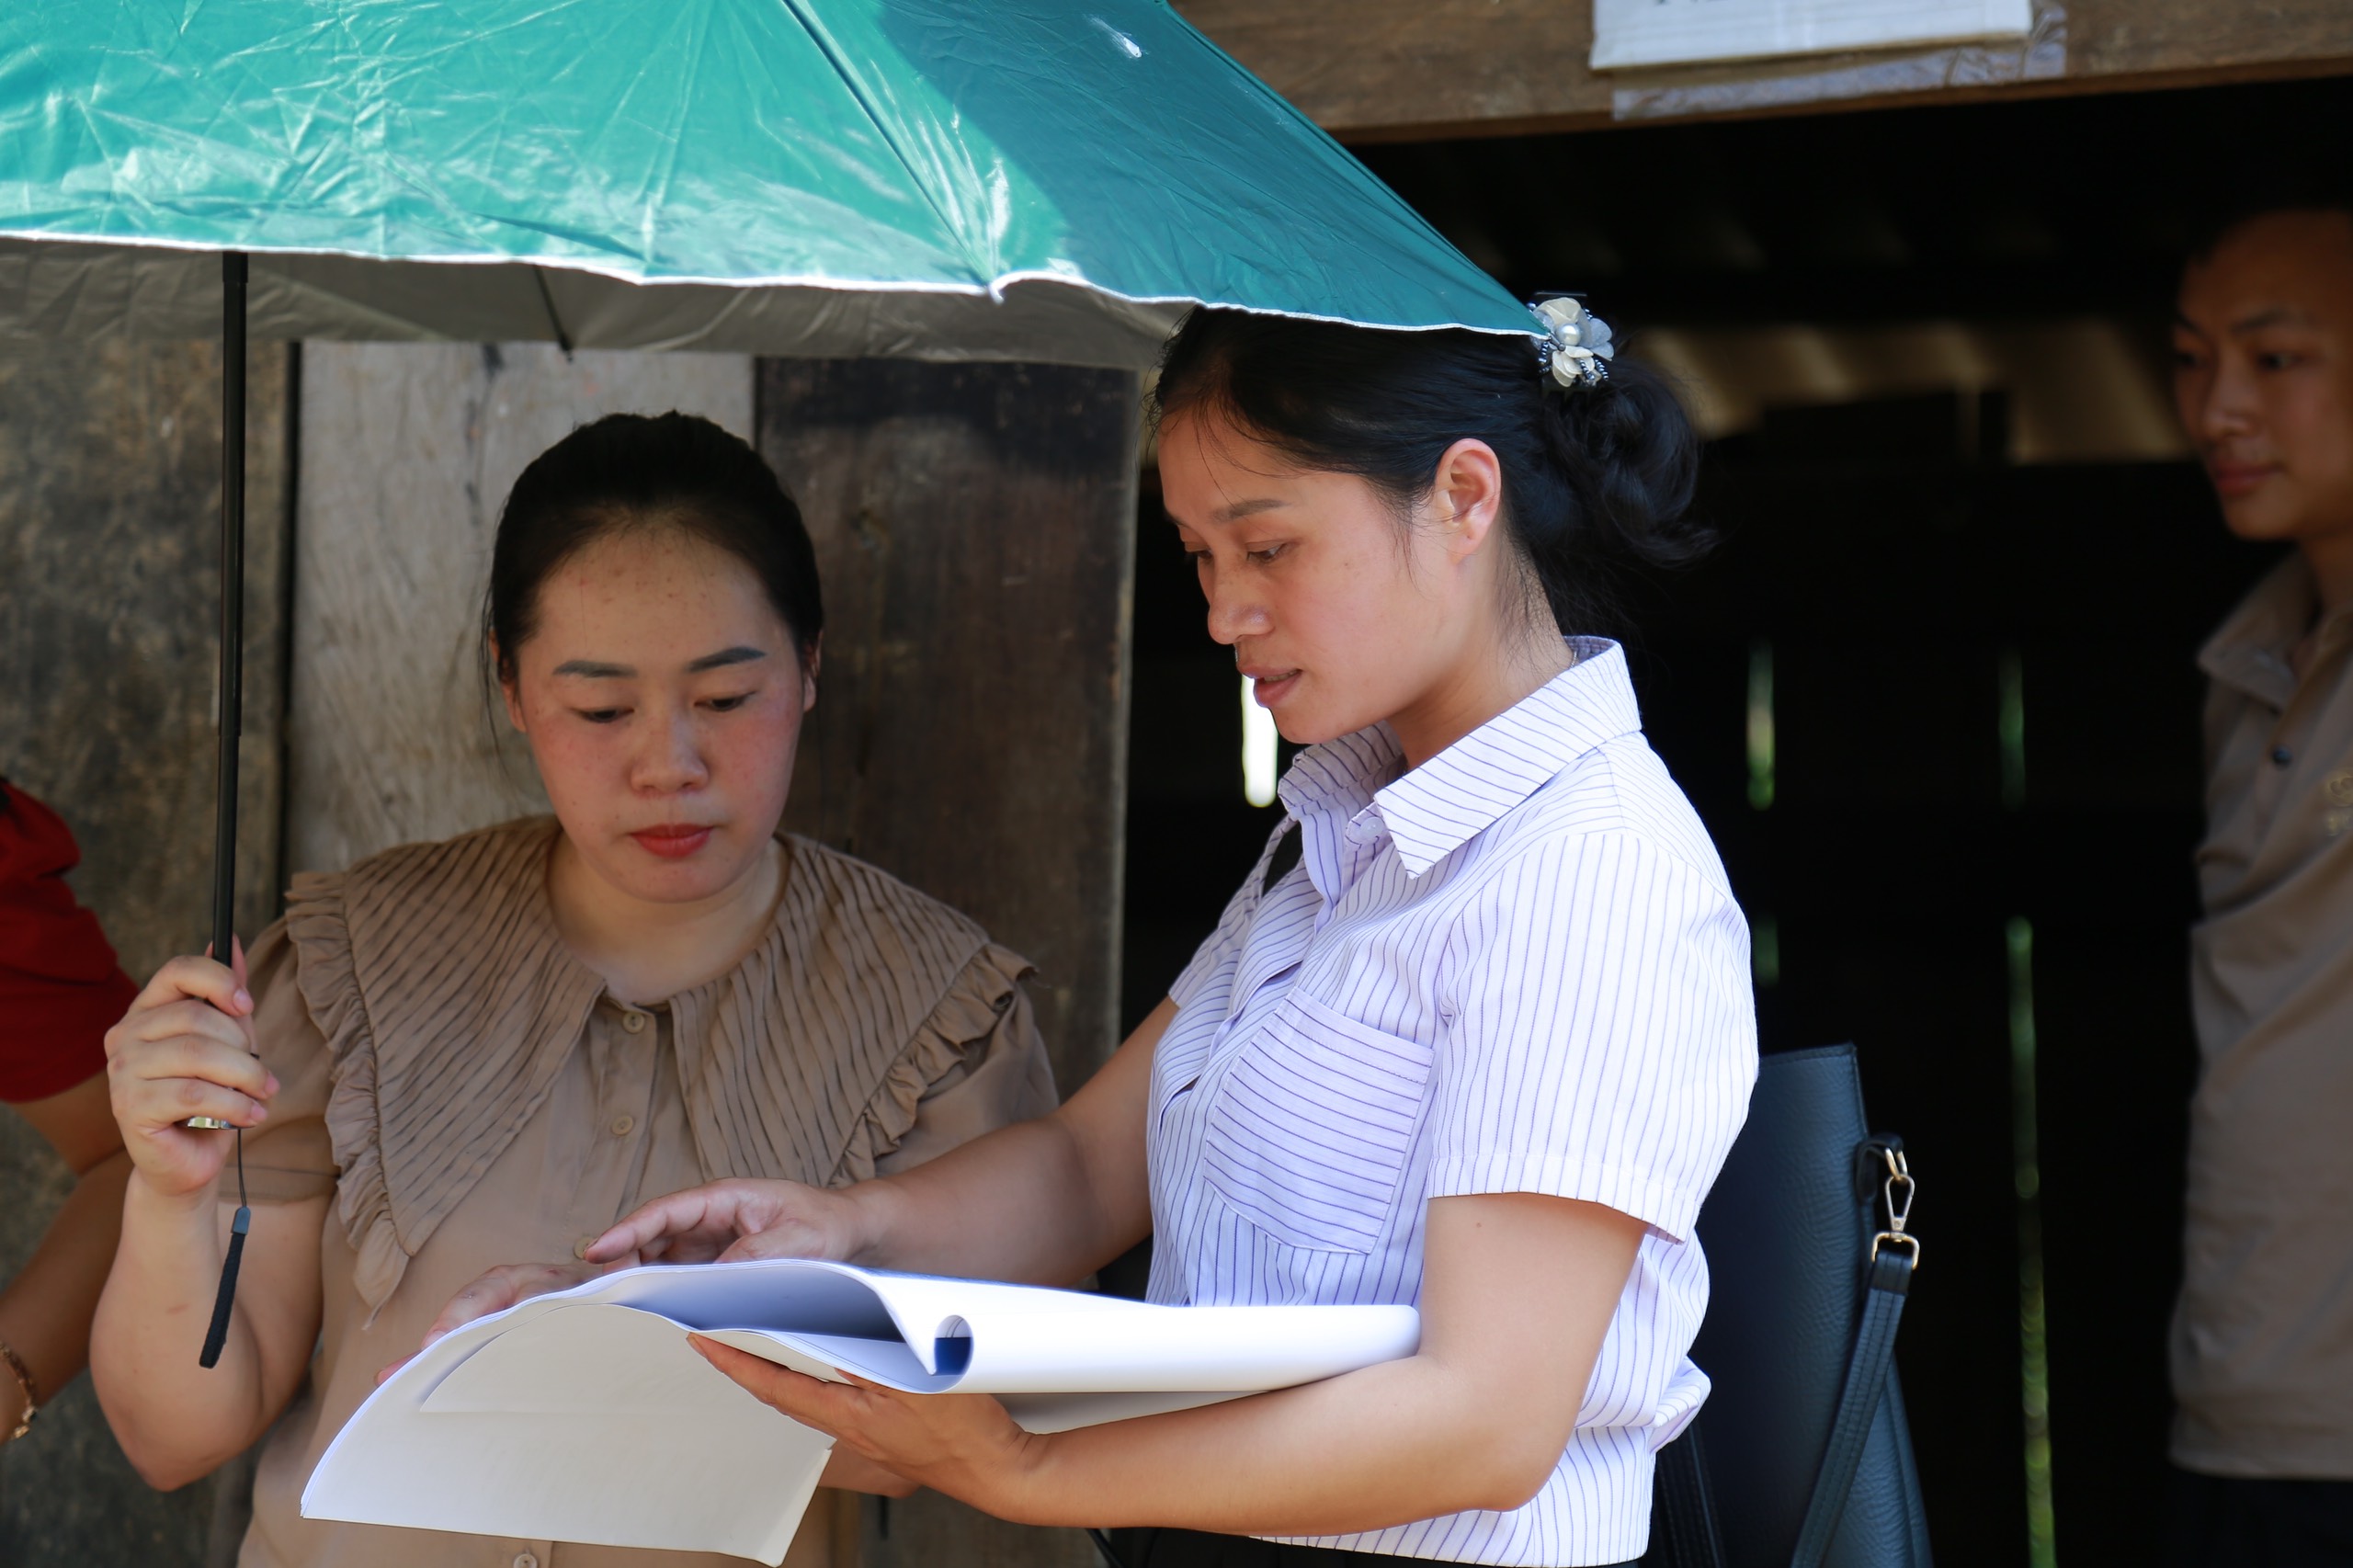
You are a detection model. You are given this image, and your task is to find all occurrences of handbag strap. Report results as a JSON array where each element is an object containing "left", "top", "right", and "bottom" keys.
[
  {"left": 1787, "top": 1141, "right": 1919, "bottom": 1568},
  {"left": 1653, "top": 1420, "right": 1728, "bottom": 1568},
  {"left": 1652, "top": 1138, "right": 1919, "bottom": 1568}
]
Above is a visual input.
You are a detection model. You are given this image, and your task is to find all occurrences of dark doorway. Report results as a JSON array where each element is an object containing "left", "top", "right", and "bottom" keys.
[{"left": 1630, "top": 395, "right": 2271, "bottom": 1566}]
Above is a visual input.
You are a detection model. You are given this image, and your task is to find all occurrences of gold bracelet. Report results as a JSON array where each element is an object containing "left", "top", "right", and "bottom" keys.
[{"left": 0, "top": 1335, "right": 38, "bottom": 1444}]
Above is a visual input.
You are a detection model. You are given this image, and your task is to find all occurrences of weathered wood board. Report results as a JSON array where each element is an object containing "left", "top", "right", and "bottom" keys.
[
  {"left": 759, "top": 358, "right": 1139, "bottom": 1099},
  {"left": 0, "top": 336, "right": 292, "bottom": 1565},
  {"left": 1177, "top": 0, "right": 2353, "bottom": 137}
]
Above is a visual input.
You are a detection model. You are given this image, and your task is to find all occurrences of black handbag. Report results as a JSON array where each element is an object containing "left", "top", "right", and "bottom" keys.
[{"left": 1646, "top": 1043, "right": 1932, "bottom": 1568}]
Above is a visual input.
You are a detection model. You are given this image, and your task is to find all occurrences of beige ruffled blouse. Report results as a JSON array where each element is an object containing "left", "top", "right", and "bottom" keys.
[{"left": 232, "top": 818, "right": 1058, "bottom": 1568}]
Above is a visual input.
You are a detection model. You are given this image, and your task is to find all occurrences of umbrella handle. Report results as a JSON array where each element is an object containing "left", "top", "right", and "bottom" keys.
[
  {"left": 190, "top": 255, "right": 253, "bottom": 1367},
  {"left": 185, "top": 264, "right": 247, "bottom": 1131}
]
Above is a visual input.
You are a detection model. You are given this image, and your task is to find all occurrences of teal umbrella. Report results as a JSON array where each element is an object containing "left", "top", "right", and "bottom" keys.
[
  {"left": 0, "top": 0, "right": 1529, "bottom": 362},
  {"left": 0, "top": 0, "right": 1540, "bottom": 1365}
]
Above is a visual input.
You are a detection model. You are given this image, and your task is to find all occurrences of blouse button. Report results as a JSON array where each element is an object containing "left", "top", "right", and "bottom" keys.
[
  {"left": 610, "top": 1114, "right": 636, "bottom": 1138},
  {"left": 573, "top": 1236, "right": 598, "bottom": 1260},
  {"left": 515, "top": 1553, "right": 540, "bottom": 1568},
  {"left": 621, "top": 1010, "right": 648, "bottom": 1034}
]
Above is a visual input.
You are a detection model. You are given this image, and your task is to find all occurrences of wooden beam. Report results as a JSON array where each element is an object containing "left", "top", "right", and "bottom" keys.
[
  {"left": 1176, "top": 0, "right": 2353, "bottom": 140},
  {"left": 758, "top": 358, "right": 1138, "bottom": 1568},
  {"left": 760, "top": 358, "right": 1138, "bottom": 1101}
]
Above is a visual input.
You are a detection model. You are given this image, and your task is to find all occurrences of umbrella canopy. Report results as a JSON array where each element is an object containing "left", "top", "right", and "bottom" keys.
[
  {"left": 0, "top": 3, "right": 1544, "bottom": 1238},
  {"left": 0, "top": 0, "right": 1532, "bottom": 367}
]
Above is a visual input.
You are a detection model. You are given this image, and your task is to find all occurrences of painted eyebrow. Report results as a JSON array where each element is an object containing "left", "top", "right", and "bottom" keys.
[
  {"left": 687, "top": 645, "right": 769, "bottom": 673},
  {"left": 1214, "top": 498, "right": 1290, "bottom": 522},
  {"left": 551, "top": 645, "right": 770, "bottom": 679},
  {"left": 2231, "top": 306, "right": 2318, "bottom": 334}
]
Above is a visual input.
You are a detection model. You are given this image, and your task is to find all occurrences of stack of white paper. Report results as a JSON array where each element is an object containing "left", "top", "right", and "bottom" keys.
[{"left": 303, "top": 1259, "right": 1420, "bottom": 1564}]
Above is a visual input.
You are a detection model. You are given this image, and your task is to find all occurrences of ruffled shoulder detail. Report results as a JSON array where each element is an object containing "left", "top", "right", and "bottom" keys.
[
  {"left": 282, "top": 866, "right": 398, "bottom": 1312},
  {"left": 284, "top": 818, "right": 599, "bottom": 1318},
  {"left": 831, "top": 940, "right": 1033, "bottom": 1185},
  {"left": 674, "top": 836, "right": 1003, "bottom": 1187}
]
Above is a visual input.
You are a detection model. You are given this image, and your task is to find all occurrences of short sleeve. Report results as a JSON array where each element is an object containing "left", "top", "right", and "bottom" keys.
[
  {"left": 235, "top": 918, "right": 339, "bottom": 1204},
  {"left": 844, "top": 942, "right": 1060, "bottom": 1180},
  {"left": 1426, "top": 831, "right": 1757, "bottom": 1242}
]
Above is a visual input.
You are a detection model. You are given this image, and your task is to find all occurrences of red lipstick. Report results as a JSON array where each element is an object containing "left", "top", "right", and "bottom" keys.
[{"left": 631, "top": 824, "right": 713, "bottom": 859}]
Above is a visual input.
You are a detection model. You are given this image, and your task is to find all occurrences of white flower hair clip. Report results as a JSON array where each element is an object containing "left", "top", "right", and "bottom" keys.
[{"left": 1531, "top": 296, "right": 1615, "bottom": 389}]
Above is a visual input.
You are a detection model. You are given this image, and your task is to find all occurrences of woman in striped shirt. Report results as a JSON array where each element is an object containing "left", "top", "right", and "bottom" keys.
[{"left": 444, "top": 307, "right": 1759, "bottom": 1568}]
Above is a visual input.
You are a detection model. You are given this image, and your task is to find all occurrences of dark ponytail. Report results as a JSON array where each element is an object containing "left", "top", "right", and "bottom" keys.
[
  {"left": 485, "top": 412, "right": 824, "bottom": 683},
  {"left": 1151, "top": 308, "right": 1705, "bottom": 635}
]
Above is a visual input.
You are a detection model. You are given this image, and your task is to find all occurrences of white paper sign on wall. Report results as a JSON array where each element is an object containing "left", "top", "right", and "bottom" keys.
[{"left": 1591, "top": 0, "right": 2033, "bottom": 70}]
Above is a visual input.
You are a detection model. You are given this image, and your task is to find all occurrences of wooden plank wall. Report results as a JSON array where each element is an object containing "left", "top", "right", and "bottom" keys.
[
  {"left": 0, "top": 337, "right": 292, "bottom": 1566},
  {"left": 1176, "top": 0, "right": 2353, "bottom": 138}
]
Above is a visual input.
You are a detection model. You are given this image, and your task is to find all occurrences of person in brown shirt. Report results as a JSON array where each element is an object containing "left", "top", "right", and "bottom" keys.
[
  {"left": 90, "top": 413, "right": 1057, "bottom": 1568},
  {"left": 2170, "top": 192, "right": 2353, "bottom": 1566}
]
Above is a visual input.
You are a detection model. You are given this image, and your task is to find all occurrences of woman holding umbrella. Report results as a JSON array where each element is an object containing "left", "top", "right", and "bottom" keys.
[
  {"left": 89, "top": 413, "right": 1056, "bottom": 1568},
  {"left": 448, "top": 304, "right": 1758, "bottom": 1568}
]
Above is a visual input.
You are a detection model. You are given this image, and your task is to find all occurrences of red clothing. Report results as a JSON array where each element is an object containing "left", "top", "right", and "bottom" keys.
[{"left": 0, "top": 782, "right": 132, "bottom": 1102}]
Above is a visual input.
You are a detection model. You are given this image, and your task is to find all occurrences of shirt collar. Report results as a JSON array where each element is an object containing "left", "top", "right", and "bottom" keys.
[
  {"left": 2198, "top": 553, "right": 2350, "bottom": 711},
  {"left": 1277, "top": 638, "right": 1643, "bottom": 879},
  {"left": 1276, "top": 724, "right": 1396, "bottom": 831}
]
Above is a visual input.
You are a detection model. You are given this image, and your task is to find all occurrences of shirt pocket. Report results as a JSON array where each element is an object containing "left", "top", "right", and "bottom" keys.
[{"left": 1198, "top": 991, "right": 1436, "bottom": 1254}]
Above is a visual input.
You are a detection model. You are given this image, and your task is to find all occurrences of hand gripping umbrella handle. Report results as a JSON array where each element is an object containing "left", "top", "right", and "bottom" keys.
[{"left": 187, "top": 251, "right": 249, "bottom": 1138}]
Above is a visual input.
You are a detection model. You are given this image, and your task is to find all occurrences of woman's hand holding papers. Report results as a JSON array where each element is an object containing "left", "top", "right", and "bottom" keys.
[
  {"left": 685, "top": 1335, "right": 1030, "bottom": 1510},
  {"left": 420, "top": 1261, "right": 607, "bottom": 1347},
  {"left": 417, "top": 1177, "right": 870, "bottom": 1348},
  {"left": 675, "top": 1193, "right": 1645, "bottom": 1536},
  {"left": 414, "top": 1178, "right": 863, "bottom": 1351},
  {"left": 388, "top": 1256, "right": 641, "bottom": 1381}
]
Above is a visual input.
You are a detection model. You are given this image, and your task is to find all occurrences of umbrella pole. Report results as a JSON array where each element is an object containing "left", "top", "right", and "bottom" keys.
[
  {"left": 195, "top": 252, "right": 252, "bottom": 1369},
  {"left": 212, "top": 252, "right": 245, "bottom": 965}
]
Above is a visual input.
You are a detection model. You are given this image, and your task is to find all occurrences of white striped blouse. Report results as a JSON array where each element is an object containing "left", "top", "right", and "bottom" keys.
[{"left": 1146, "top": 639, "right": 1758, "bottom": 1567}]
